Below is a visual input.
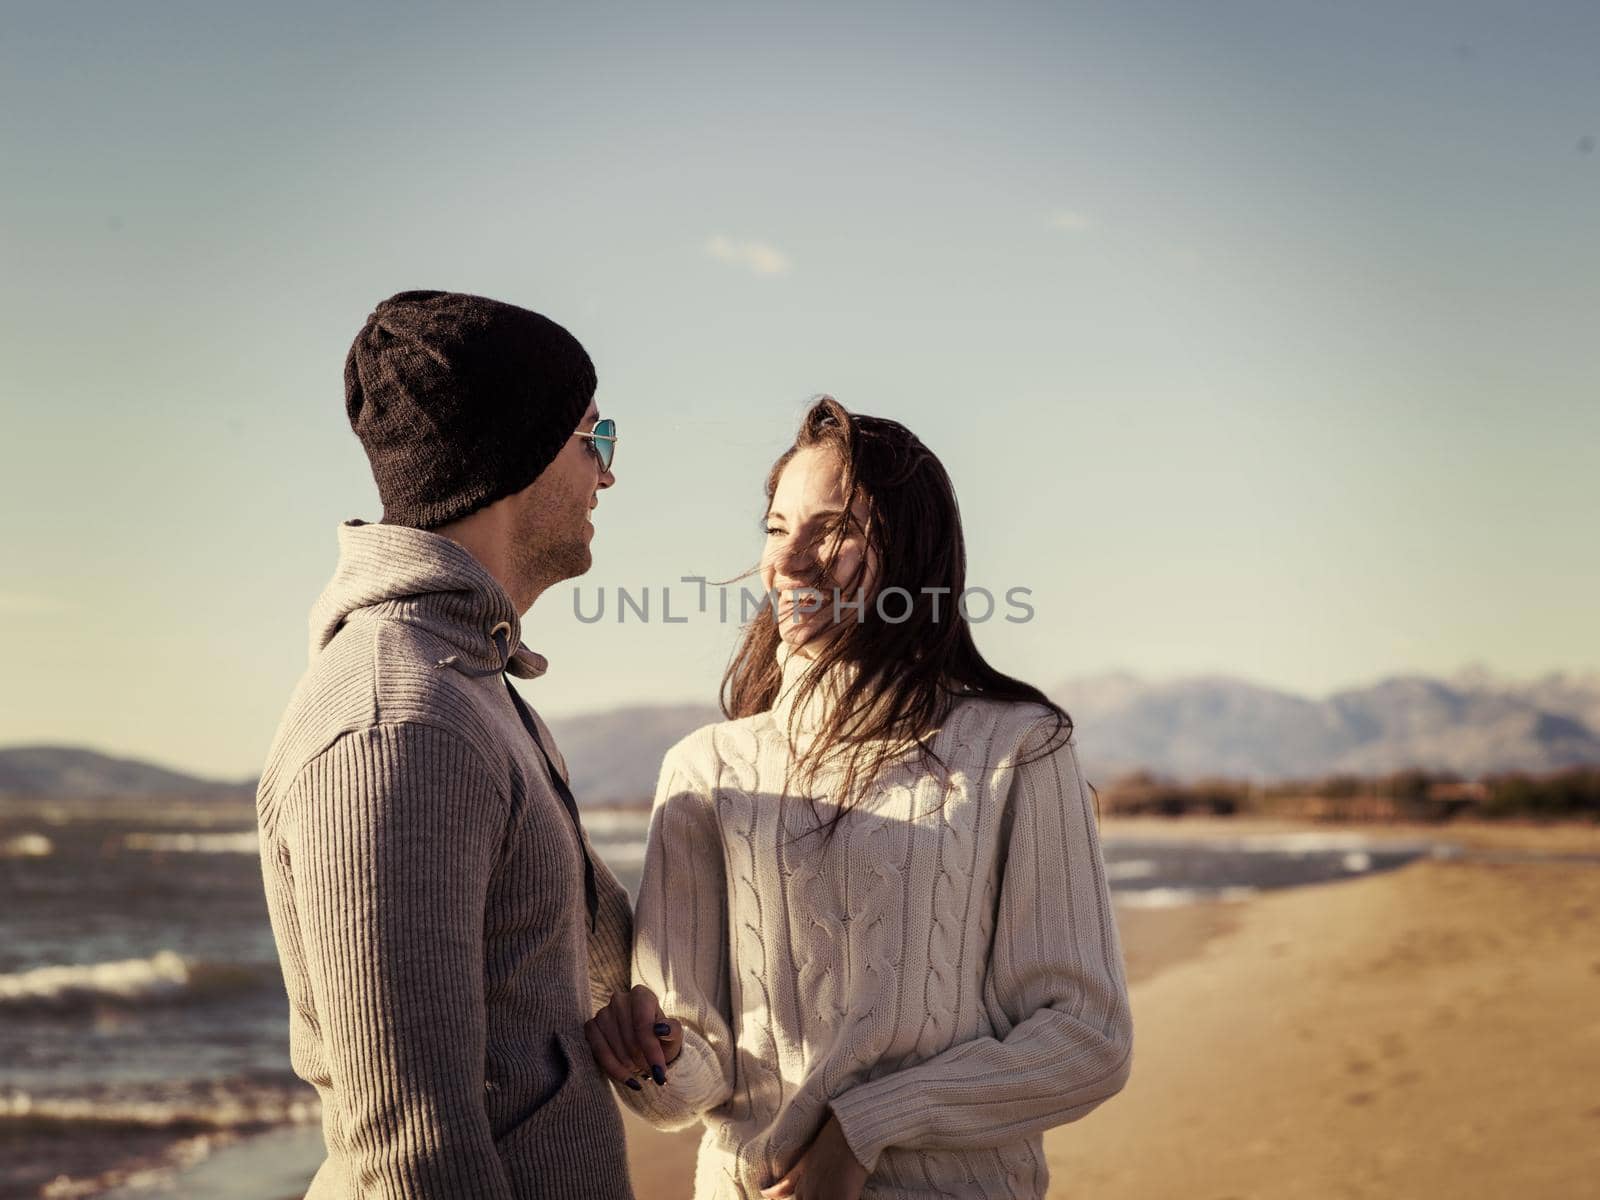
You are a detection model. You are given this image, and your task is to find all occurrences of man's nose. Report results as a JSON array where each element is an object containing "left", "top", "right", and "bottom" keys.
[{"left": 597, "top": 464, "right": 615, "bottom": 490}]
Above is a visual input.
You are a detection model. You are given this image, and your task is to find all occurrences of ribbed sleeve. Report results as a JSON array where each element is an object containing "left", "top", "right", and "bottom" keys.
[
  {"left": 283, "top": 723, "right": 515, "bottom": 1199},
  {"left": 827, "top": 723, "right": 1134, "bottom": 1172},
  {"left": 613, "top": 750, "right": 737, "bottom": 1129}
]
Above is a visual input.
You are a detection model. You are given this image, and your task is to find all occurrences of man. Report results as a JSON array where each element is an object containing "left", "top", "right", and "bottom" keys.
[{"left": 256, "top": 290, "right": 645, "bottom": 1198}]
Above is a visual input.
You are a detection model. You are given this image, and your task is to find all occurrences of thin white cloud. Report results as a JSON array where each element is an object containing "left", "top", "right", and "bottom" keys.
[
  {"left": 705, "top": 235, "right": 792, "bottom": 277},
  {"left": 1048, "top": 209, "right": 1094, "bottom": 233}
]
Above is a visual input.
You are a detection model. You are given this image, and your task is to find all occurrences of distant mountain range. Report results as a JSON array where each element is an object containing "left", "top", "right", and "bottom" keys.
[
  {"left": 544, "top": 703, "right": 722, "bottom": 803},
  {"left": 1053, "top": 667, "right": 1600, "bottom": 781},
  {"left": 4, "top": 668, "right": 1598, "bottom": 802},
  {"left": 0, "top": 745, "right": 256, "bottom": 800}
]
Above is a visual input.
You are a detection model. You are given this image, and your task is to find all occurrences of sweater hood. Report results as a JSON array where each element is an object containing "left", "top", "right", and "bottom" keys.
[{"left": 308, "top": 518, "right": 549, "bottom": 680}]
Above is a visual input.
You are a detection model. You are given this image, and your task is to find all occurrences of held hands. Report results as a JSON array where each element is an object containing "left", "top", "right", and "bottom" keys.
[
  {"left": 760, "top": 1111, "right": 868, "bottom": 1200},
  {"left": 585, "top": 989, "right": 868, "bottom": 1199},
  {"left": 584, "top": 985, "right": 682, "bottom": 1092}
]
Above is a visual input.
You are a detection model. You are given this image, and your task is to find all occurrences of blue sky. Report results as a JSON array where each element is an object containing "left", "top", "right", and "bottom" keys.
[{"left": 2, "top": 0, "right": 1596, "bottom": 778}]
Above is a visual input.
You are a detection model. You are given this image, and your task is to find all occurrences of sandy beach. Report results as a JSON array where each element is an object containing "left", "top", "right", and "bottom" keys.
[
  {"left": 87, "top": 819, "right": 1599, "bottom": 1199},
  {"left": 623, "top": 820, "right": 1600, "bottom": 1200}
]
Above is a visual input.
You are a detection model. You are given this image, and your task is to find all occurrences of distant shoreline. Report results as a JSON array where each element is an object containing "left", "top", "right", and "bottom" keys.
[{"left": 1101, "top": 812, "right": 1600, "bottom": 856}]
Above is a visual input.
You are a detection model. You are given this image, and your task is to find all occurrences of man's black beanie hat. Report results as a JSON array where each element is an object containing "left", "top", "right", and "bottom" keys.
[{"left": 344, "top": 290, "right": 596, "bottom": 529}]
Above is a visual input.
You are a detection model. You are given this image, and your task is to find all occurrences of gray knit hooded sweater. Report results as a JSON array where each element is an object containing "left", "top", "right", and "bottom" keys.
[{"left": 255, "top": 518, "right": 636, "bottom": 1200}]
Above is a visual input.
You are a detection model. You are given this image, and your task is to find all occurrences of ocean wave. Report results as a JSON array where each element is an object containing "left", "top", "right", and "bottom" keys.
[
  {"left": 0, "top": 1082, "right": 320, "bottom": 1131},
  {"left": 14, "top": 1081, "right": 320, "bottom": 1198},
  {"left": 1231, "top": 832, "right": 1440, "bottom": 857},
  {"left": 0, "top": 951, "right": 265, "bottom": 1010},
  {"left": 1116, "top": 885, "right": 1259, "bottom": 909},
  {"left": 122, "top": 830, "right": 260, "bottom": 854},
  {"left": 1105, "top": 858, "right": 1158, "bottom": 881},
  {"left": 578, "top": 809, "right": 651, "bottom": 837},
  {"left": 591, "top": 840, "right": 647, "bottom": 869},
  {"left": 1, "top": 832, "right": 54, "bottom": 857},
  {"left": 35, "top": 1130, "right": 237, "bottom": 1200}
]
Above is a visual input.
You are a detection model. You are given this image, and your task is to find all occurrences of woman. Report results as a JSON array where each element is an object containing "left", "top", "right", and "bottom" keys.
[{"left": 585, "top": 397, "right": 1132, "bottom": 1199}]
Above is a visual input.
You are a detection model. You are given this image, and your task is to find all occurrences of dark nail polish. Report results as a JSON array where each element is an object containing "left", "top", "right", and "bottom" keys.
[
  {"left": 651, "top": 1064, "right": 667, "bottom": 1086},
  {"left": 626, "top": 1078, "right": 643, "bottom": 1092},
  {"left": 654, "top": 1022, "right": 671, "bottom": 1037}
]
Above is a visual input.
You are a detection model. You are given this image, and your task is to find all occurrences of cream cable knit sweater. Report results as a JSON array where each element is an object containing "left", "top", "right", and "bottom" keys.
[{"left": 617, "top": 644, "right": 1133, "bottom": 1199}]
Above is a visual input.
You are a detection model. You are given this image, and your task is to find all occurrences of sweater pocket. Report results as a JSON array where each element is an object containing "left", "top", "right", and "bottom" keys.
[{"left": 495, "top": 1029, "right": 582, "bottom": 1151}]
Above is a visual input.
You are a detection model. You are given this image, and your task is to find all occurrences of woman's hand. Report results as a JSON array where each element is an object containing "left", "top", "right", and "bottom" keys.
[
  {"left": 584, "top": 984, "right": 682, "bottom": 1092},
  {"left": 759, "top": 1111, "right": 868, "bottom": 1200}
]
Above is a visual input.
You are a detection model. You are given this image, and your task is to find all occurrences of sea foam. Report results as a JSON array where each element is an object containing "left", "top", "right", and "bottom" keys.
[
  {"left": 122, "top": 831, "right": 260, "bottom": 854},
  {"left": 1, "top": 833, "right": 54, "bottom": 858},
  {"left": 0, "top": 1084, "right": 320, "bottom": 1129},
  {"left": 0, "top": 950, "right": 192, "bottom": 1007}
]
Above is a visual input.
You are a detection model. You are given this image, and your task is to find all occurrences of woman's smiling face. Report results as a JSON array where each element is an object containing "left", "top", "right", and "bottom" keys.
[{"left": 760, "top": 446, "right": 880, "bottom": 657}]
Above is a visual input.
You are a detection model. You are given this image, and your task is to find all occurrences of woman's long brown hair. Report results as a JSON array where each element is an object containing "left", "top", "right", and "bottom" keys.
[{"left": 720, "top": 396, "right": 1074, "bottom": 843}]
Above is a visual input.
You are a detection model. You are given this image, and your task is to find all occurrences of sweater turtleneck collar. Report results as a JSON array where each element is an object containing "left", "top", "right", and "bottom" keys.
[{"left": 770, "top": 638, "right": 862, "bottom": 741}]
